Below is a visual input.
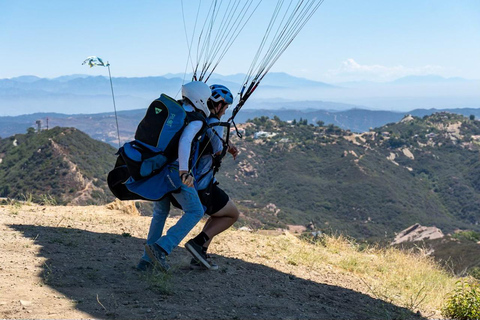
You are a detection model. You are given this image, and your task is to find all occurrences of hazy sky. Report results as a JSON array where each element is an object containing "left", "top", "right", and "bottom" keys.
[{"left": 1, "top": 0, "right": 479, "bottom": 83}]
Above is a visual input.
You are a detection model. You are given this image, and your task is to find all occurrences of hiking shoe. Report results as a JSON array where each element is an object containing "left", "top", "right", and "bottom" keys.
[
  {"left": 136, "top": 259, "right": 154, "bottom": 272},
  {"left": 190, "top": 255, "right": 219, "bottom": 271},
  {"left": 144, "top": 243, "right": 170, "bottom": 272},
  {"left": 185, "top": 239, "right": 211, "bottom": 269}
]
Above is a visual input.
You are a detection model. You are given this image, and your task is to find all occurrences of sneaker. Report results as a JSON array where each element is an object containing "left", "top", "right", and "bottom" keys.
[
  {"left": 185, "top": 239, "right": 211, "bottom": 269},
  {"left": 136, "top": 259, "right": 154, "bottom": 272},
  {"left": 144, "top": 243, "right": 170, "bottom": 272},
  {"left": 190, "top": 254, "right": 219, "bottom": 271}
]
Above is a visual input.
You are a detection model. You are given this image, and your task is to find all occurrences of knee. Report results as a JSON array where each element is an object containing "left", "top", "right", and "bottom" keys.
[
  {"left": 152, "top": 200, "right": 169, "bottom": 218},
  {"left": 230, "top": 202, "right": 240, "bottom": 222},
  {"left": 232, "top": 212, "right": 239, "bottom": 223},
  {"left": 193, "top": 205, "right": 206, "bottom": 220}
]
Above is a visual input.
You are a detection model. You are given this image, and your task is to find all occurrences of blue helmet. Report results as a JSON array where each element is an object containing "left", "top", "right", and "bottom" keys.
[{"left": 209, "top": 84, "right": 233, "bottom": 105}]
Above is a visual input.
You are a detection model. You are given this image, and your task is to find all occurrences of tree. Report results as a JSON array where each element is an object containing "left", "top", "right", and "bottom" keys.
[
  {"left": 316, "top": 120, "right": 324, "bottom": 127},
  {"left": 326, "top": 124, "right": 335, "bottom": 134},
  {"left": 470, "top": 115, "right": 475, "bottom": 121}
]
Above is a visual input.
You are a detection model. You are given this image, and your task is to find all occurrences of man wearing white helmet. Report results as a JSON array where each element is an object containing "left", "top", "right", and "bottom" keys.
[{"left": 142, "top": 81, "right": 212, "bottom": 272}]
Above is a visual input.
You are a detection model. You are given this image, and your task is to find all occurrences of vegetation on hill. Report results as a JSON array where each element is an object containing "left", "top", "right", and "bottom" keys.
[
  {"left": 0, "top": 127, "right": 117, "bottom": 205},
  {"left": 442, "top": 281, "right": 480, "bottom": 320},
  {"left": 393, "top": 231, "right": 480, "bottom": 277},
  {"left": 217, "top": 112, "right": 480, "bottom": 240},
  {"left": 2, "top": 112, "right": 480, "bottom": 243}
]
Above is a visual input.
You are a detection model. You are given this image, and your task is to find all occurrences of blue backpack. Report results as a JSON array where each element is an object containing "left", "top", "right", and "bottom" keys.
[
  {"left": 107, "top": 94, "right": 206, "bottom": 201},
  {"left": 108, "top": 94, "right": 187, "bottom": 201},
  {"left": 119, "top": 94, "right": 187, "bottom": 181}
]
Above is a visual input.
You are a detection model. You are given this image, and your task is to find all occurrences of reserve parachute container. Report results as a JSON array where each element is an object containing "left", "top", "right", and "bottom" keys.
[{"left": 107, "top": 94, "right": 187, "bottom": 200}]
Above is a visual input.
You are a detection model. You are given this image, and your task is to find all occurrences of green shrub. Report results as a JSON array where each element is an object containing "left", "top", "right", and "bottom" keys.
[
  {"left": 468, "top": 267, "right": 480, "bottom": 281},
  {"left": 452, "top": 230, "right": 480, "bottom": 242},
  {"left": 442, "top": 281, "right": 480, "bottom": 320}
]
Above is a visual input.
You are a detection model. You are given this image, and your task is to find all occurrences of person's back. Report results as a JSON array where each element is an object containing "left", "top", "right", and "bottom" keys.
[{"left": 195, "top": 115, "right": 225, "bottom": 191}]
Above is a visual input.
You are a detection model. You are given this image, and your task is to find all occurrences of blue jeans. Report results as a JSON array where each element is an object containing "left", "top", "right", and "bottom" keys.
[{"left": 141, "top": 183, "right": 204, "bottom": 261}]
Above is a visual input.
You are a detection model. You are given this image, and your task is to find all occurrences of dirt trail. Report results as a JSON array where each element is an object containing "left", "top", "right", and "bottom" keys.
[{"left": 0, "top": 204, "right": 424, "bottom": 320}]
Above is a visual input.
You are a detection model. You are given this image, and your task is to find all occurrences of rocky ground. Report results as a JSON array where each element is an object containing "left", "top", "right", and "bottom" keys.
[{"left": 0, "top": 203, "right": 425, "bottom": 320}]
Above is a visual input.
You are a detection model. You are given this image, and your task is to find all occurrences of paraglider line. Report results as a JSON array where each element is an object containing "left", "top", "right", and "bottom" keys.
[{"left": 107, "top": 64, "right": 121, "bottom": 148}]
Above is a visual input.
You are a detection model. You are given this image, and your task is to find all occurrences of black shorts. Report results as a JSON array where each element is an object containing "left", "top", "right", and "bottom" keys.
[{"left": 203, "top": 183, "right": 229, "bottom": 216}]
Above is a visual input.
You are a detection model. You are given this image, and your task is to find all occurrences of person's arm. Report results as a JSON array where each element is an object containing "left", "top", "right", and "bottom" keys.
[
  {"left": 209, "top": 123, "right": 238, "bottom": 160},
  {"left": 178, "top": 120, "right": 203, "bottom": 187},
  {"left": 227, "top": 144, "right": 239, "bottom": 160}
]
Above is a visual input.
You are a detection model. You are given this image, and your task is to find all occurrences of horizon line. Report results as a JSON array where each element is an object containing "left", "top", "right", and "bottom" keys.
[{"left": 3, "top": 73, "right": 479, "bottom": 84}]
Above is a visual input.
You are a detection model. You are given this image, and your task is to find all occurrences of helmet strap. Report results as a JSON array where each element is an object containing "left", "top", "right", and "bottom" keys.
[{"left": 183, "top": 98, "right": 194, "bottom": 108}]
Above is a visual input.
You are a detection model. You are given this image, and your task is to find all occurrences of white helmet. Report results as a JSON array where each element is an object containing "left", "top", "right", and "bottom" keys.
[{"left": 182, "top": 81, "right": 211, "bottom": 117}]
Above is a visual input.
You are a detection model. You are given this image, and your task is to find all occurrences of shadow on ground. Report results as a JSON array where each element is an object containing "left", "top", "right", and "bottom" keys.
[{"left": 10, "top": 224, "right": 425, "bottom": 320}]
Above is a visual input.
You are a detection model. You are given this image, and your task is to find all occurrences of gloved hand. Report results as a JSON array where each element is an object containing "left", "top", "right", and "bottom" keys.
[{"left": 179, "top": 171, "right": 194, "bottom": 187}]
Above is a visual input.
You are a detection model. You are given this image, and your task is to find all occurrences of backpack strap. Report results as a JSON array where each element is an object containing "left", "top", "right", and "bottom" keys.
[{"left": 184, "top": 111, "right": 208, "bottom": 183}]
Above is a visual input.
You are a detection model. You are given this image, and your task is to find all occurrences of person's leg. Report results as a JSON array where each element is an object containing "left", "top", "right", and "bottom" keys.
[
  {"left": 202, "top": 199, "right": 239, "bottom": 248},
  {"left": 190, "top": 184, "right": 238, "bottom": 248},
  {"left": 188, "top": 197, "right": 239, "bottom": 270},
  {"left": 140, "top": 199, "right": 170, "bottom": 263},
  {"left": 156, "top": 184, "right": 204, "bottom": 254}
]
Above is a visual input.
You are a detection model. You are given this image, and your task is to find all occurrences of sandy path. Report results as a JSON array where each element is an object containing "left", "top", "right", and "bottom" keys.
[{"left": 0, "top": 204, "right": 423, "bottom": 320}]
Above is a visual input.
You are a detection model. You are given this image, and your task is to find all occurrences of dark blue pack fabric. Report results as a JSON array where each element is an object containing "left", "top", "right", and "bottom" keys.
[
  {"left": 123, "top": 163, "right": 182, "bottom": 201},
  {"left": 107, "top": 153, "right": 182, "bottom": 201},
  {"left": 118, "top": 94, "right": 187, "bottom": 180},
  {"left": 119, "top": 140, "right": 168, "bottom": 181},
  {"left": 107, "top": 94, "right": 208, "bottom": 201}
]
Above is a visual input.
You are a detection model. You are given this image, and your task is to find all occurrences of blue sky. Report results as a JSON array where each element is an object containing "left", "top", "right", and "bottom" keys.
[{"left": 1, "top": 0, "right": 479, "bottom": 83}]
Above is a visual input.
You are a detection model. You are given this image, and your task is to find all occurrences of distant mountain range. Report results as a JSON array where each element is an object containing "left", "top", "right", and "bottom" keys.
[
  {"left": 3, "top": 107, "right": 480, "bottom": 147},
  {"left": 390, "top": 75, "right": 474, "bottom": 84},
  {"left": 0, "top": 72, "right": 334, "bottom": 116},
  {"left": 1, "top": 73, "right": 479, "bottom": 116}
]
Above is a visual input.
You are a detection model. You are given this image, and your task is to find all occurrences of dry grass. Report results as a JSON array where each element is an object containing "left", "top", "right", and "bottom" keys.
[
  {"left": 213, "top": 229, "right": 460, "bottom": 318},
  {"left": 290, "top": 234, "right": 458, "bottom": 316},
  {"left": 1, "top": 203, "right": 464, "bottom": 318},
  {"left": 105, "top": 199, "right": 140, "bottom": 216}
]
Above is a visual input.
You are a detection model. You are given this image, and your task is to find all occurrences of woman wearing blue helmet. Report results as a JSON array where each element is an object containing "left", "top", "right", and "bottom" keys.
[
  {"left": 209, "top": 84, "right": 234, "bottom": 114},
  {"left": 182, "top": 83, "right": 241, "bottom": 270}
]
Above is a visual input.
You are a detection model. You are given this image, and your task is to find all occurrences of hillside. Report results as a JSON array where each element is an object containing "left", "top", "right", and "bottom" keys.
[
  {"left": 0, "top": 202, "right": 463, "bottom": 319},
  {"left": 216, "top": 113, "right": 480, "bottom": 240},
  {"left": 394, "top": 231, "right": 480, "bottom": 276},
  {"left": 0, "top": 127, "right": 117, "bottom": 205},
  {"left": 1, "top": 113, "right": 480, "bottom": 242}
]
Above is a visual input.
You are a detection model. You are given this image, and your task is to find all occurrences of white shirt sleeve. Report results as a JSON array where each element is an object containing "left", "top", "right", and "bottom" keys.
[{"left": 178, "top": 120, "right": 203, "bottom": 172}]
